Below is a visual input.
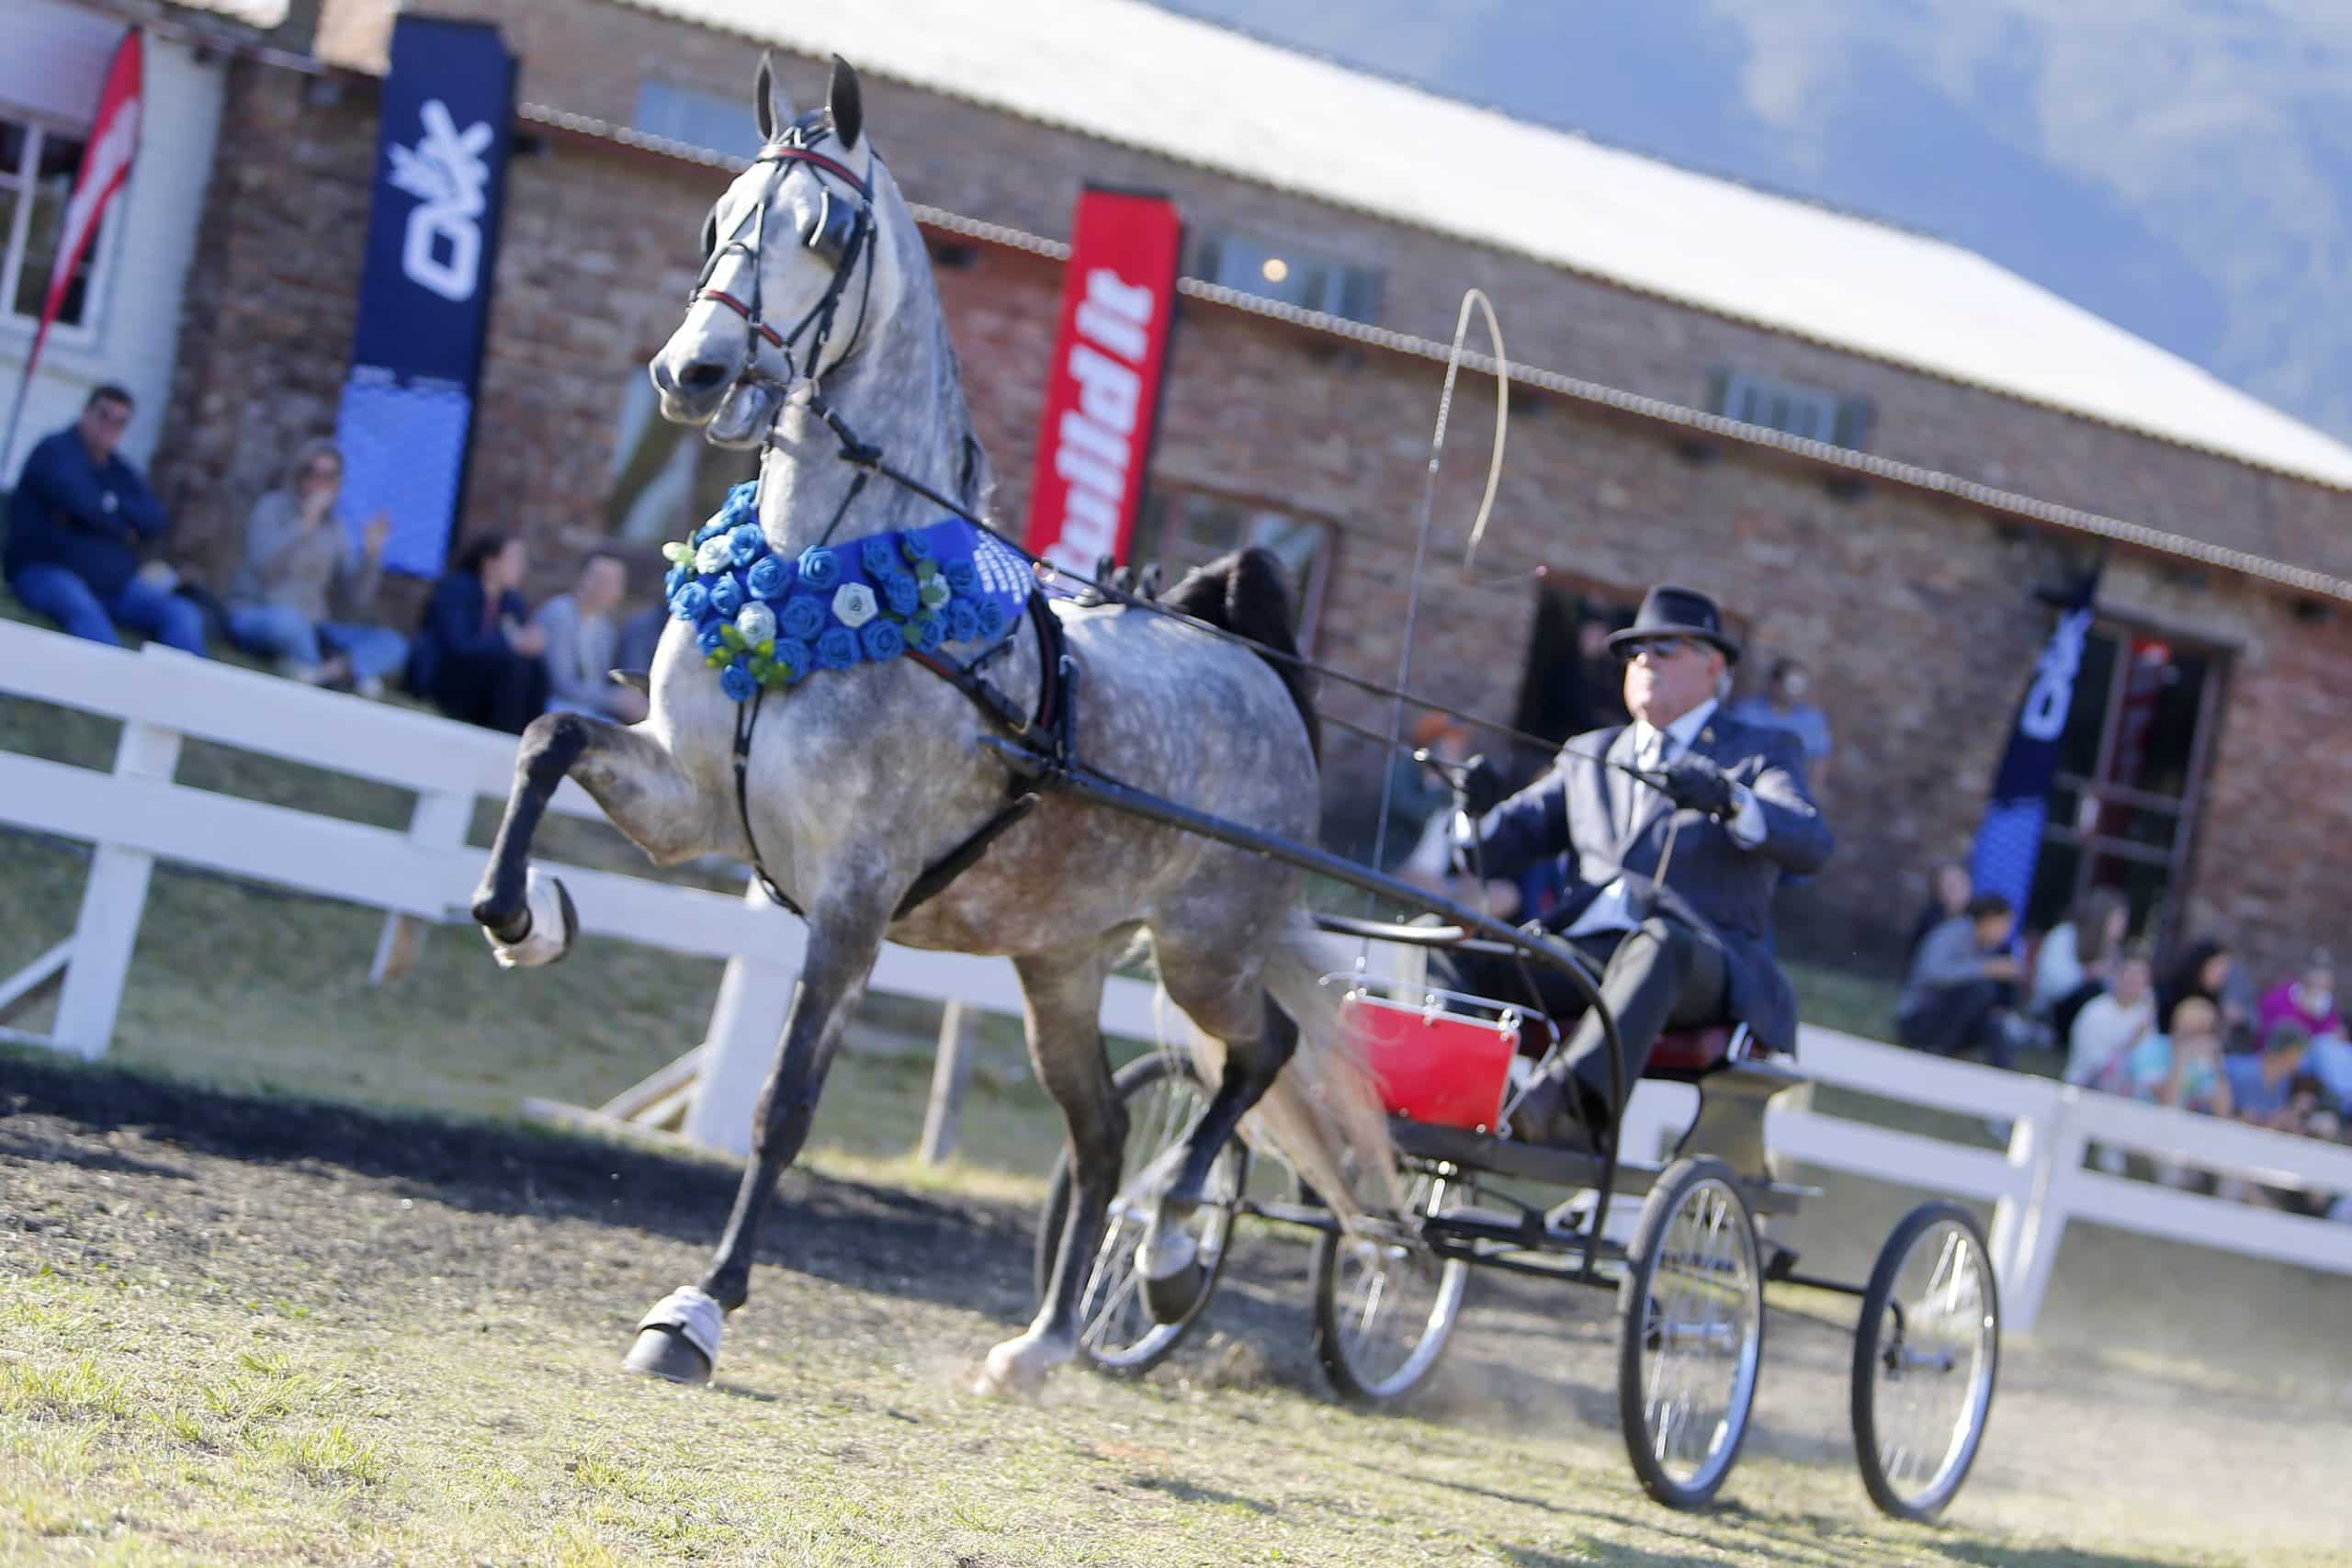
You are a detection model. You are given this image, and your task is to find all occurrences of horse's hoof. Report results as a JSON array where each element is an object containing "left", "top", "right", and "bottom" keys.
[
  {"left": 484, "top": 870, "right": 576, "bottom": 969},
  {"left": 973, "top": 1334, "right": 1067, "bottom": 1400},
  {"left": 623, "top": 1325, "right": 712, "bottom": 1384},
  {"left": 1139, "top": 1230, "right": 1207, "bottom": 1326}
]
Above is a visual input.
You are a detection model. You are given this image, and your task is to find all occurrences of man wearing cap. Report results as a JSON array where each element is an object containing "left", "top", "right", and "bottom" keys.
[{"left": 1441, "top": 584, "right": 1833, "bottom": 1147}]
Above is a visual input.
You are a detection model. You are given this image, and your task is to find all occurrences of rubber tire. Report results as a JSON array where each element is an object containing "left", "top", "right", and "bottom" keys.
[
  {"left": 1615, "top": 1155, "right": 1765, "bottom": 1510},
  {"left": 1033, "top": 1049, "right": 1243, "bottom": 1376},
  {"left": 1307, "top": 1179, "right": 1470, "bottom": 1408},
  {"left": 1851, "top": 1201, "right": 2001, "bottom": 1523}
]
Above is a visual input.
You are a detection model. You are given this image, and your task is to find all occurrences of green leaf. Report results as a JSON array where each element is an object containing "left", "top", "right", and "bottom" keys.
[{"left": 719, "top": 624, "right": 748, "bottom": 652}]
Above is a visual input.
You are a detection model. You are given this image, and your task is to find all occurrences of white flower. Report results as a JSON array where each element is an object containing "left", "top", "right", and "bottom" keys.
[
  {"left": 831, "top": 582, "right": 878, "bottom": 628},
  {"left": 695, "top": 536, "right": 734, "bottom": 575},
  {"left": 736, "top": 602, "right": 777, "bottom": 646}
]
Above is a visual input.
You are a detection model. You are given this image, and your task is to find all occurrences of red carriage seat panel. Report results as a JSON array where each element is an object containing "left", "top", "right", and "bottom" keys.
[
  {"left": 1341, "top": 993, "right": 1519, "bottom": 1133},
  {"left": 1646, "top": 1025, "right": 1737, "bottom": 1073}
]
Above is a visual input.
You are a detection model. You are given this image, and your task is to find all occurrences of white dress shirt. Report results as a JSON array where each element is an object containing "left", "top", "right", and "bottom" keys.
[{"left": 1563, "top": 699, "right": 1765, "bottom": 938}]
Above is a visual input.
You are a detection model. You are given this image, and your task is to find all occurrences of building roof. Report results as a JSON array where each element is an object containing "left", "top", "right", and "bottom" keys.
[{"left": 623, "top": 0, "right": 2352, "bottom": 492}]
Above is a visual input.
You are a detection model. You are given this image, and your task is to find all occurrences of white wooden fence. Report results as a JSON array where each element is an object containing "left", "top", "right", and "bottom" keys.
[{"left": 4, "top": 622, "right": 2350, "bottom": 1332}]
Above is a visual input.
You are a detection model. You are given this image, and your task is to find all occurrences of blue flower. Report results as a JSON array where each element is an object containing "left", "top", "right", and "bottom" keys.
[
  {"left": 798, "top": 547, "right": 842, "bottom": 591},
  {"left": 728, "top": 523, "right": 767, "bottom": 567},
  {"left": 773, "top": 636, "right": 813, "bottom": 677},
  {"left": 778, "top": 596, "right": 825, "bottom": 643},
  {"left": 664, "top": 563, "right": 690, "bottom": 599},
  {"left": 907, "top": 612, "right": 945, "bottom": 652},
  {"left": 976, "top": 598, "right": 1010, "bottom": 640},
  {"left": 696, "top": 621, "right": 730, "bottom": 657},
  {"left": 746, "top": 555, "right": 792, "bottom": 601},
  {"left": 708, "top": 574, "right": 746, "bottom": 620},
  {"left": 944, "top": 558, "right": 979, "bottom": 595},
  {"left": 726, "top": 479, "right": 760, "bottom": 513},
  {"left": 881, "top": 572, "right": 920, "bottom": 617},
  {"left": 718, "top": 662, "right": 759, "bottom": 703},
  {"left": 945, "top": 601, "right": 980, "bottom": 642},
  {"left": 900, "top": 529, "right": 935, "bottom": 564},
  {"left": 860, "top": 620, "right": 905, "bottom": 661},
  {"left": 670, "top": 581, "right": 710, "bottom": 622},
  {"left": 816, "top": 626, "right": 860, "bottom": 670},
  {"left": 861, "top": 536, "right": 899, "bottom": 577}
]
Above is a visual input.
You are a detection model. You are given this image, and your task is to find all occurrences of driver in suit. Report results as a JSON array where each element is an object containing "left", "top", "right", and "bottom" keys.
[{"left": 1437, "top": 584, "right": 1833, "bottom": 1147}]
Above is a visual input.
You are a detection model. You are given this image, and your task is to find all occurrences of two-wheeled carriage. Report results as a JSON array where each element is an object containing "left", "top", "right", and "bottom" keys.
[{"left": 1033, "top": 905, "right": 2001, "bottom": 1518}]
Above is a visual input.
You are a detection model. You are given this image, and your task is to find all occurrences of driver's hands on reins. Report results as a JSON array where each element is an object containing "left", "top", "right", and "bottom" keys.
[{"left": 1659, "top": 754, "right": 1736, "bottom": 818}]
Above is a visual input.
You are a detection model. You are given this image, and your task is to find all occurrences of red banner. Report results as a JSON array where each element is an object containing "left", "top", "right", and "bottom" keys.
[
  {"left": 1023, "top": 186, "right": 1182, "bottom": 572},
  {"left": 30, "top": 29, "right": 142, "bottom": 375}
]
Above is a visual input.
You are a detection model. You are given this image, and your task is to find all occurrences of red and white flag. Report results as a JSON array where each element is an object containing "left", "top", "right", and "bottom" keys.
[{"left": 28, "top": 28, "right": 143, "bottom": 376}]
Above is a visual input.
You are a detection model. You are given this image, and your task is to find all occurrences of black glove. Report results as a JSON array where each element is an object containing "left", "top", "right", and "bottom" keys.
[
  {"left": 1659, "top": 754, "right": 1736, "bottom": 818},
  {"left": 1457, "top": 752, "right": 1509, "bottom": 818}
]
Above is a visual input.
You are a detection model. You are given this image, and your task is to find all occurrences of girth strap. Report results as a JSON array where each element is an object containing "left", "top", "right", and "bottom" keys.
[{"left": 731, "top": 592, "right": 1071, "bottom": 920}]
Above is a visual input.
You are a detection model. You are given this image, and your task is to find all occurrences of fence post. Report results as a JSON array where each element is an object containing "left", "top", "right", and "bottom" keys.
[
  {"left": 370, "top": 788, "right": 473, "bottom": 985},
  {"left": 1987, "top": 1085, "right": 2083, "bottom": 1335},
  {"left": 919, "top": 1000, "right": 978, "bottom": 1165},
  {"left": 679, "top": 880, "right": 800, "bottom": 1157},
  {"left": 51, "top": 720, "right": 183, "bottom": 1059}
]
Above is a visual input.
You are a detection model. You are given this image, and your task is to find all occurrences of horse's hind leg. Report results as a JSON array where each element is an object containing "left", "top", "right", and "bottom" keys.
[
  {"left": 1136, "top": 946, "right": 1297, "bottom": 1325},
  {"left": 977, "top": 942, "right": 1125, "bottom": 1398},
  {"left": 470, "top": 711, "right": 708, "bottom": 963},
  {"left": 622, "top": 898, "right": 891, "bottom": 1384}
]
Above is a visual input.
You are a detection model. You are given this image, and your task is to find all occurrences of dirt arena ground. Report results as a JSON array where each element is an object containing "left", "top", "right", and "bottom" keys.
[{"left": 4, "top": 1056, "right": 2346, "bottom": 1565}]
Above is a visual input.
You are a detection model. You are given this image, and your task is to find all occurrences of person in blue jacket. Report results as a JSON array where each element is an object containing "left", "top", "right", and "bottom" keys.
[
  {"left": 5, "top": 384, "right": 205, "bottom": 654},
  {"left": 407, "top": 531, "right": 548, "bottom": 733}
]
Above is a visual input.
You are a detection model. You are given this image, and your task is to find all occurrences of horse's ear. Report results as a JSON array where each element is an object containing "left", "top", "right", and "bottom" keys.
[
  {"left": 753, "top": 51, "right": 793, "bottom": 144},
  {"left": 827, "top": 54, "right": 864, "bottom": 150}
]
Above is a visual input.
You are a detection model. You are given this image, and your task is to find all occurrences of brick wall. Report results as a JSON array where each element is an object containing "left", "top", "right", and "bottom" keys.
[{"left": 160, "top": 17, "right": 2352, "bottom": 985}]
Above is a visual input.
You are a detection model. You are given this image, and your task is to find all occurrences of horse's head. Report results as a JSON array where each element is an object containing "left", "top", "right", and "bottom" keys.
[{"left": 650, "top": 54, "right": 883, "bottom": 446}]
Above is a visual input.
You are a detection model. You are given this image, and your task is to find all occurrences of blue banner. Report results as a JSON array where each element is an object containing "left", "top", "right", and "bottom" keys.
[
  {"left": 1970, "top": 570, "right": 2101, "bottom": 931},
  {"left": 334, "top": 17, "right": 515, "bottom": 578}
]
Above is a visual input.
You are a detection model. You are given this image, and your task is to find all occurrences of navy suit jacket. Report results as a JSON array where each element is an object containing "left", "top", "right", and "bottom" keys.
[{"left": 1466, "top": 709, "right": 1833, "bottom": 1049}]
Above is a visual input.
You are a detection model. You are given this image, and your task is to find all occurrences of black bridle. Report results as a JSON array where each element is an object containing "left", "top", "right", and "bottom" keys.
[{"left": 690, "top": 113, "right": 878, "bottom": 385}]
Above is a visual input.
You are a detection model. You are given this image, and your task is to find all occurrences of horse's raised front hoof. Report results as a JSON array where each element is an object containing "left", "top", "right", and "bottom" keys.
[
  {"left": 1138, "top": 1228, "right": 1207, "bottom": 1326},
  {"left": 973, "top": 1332, "right": 1069, "bottom": 1400},
  {"left": 481, "top": 870, "right": 576, "bottom": 969},
  {"left": 623, "top": 1325, "right": 713, "bottom": 1384}
]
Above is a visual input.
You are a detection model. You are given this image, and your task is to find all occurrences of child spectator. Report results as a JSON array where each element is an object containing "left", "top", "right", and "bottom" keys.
[
  {"left": 225, "top": 438, "right": 407, "bottom": 695},
  {"left": 2066, "top": 947, "right": 2155, "bottom": 1091},
  {"left": 2224, "top": 1024, "right": 2314, "bottom": 1134},
  {"left": 1908, "top": 860, "right": 1972, "bottom": 961},
  {"left": 2258, "top": 951, "right": 2343, "bottom": 1042},
  {"left": 2123, "top": 997, "right": 2233, "bottom": 1118},
  {"left": 1898, "top": 893, "right": 2024, "bottom": 1069}
]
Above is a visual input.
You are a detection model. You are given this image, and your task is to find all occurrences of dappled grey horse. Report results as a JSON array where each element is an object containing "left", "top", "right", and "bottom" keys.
[{"left": 468, "top": 56, "right": 1394, "bottom": 1396}]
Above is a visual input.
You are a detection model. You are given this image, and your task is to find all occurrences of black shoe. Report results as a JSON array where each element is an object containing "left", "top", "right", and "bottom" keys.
[
  {"left": 1508, "top": 1075, "right": 1614, "bottom": 1156},
  {"left": 1507, "top": 1073, "right": 1568, "bottom": 1144}
]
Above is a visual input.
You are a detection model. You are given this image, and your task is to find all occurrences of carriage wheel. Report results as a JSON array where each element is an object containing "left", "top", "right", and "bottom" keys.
[
  {"left": 1034, "top": 1050, "right": 1246, "bottom": 1376},
  {"left": 1616, "top": 1156, "right": 1765, "bottom": 1509},
  {"left": 1309, "top": 1169, "right": 1471, "bottom": 1407},
  {"left": 1851, "top": 1201, "right": 2000, "bottom": 1522}
]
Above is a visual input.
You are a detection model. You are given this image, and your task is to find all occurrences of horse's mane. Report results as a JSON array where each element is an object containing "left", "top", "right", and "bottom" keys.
[{"left": 1161, "top": 547, "right": 1320, "bottom": 764}]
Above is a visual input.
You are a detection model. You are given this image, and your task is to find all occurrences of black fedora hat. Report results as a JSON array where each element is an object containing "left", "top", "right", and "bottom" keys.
[{"left": 1605, "top": 584, "right": 1741, "bottom": 665}]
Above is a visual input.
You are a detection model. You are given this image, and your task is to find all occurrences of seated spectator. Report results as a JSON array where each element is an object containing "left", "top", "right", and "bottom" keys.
[
  {"left": 2122, "top": 997, "right": 2233, "bottom": 1117},
  {"left": 4, "top": 384, "right": 204, "bottom": 655},
  {"left": 1729, "top": 657, "right": 1833, "bottom": 786},
  {"left": 2258, "top": 950, "right": 2343, "bottom": 1042},
  {"left": 2065, "top": 946, "right": 2155, "bottom": 1091},
  {"left": 1384, "top": 714, "right": 1472, "bottom": 874},
  {"left": 1897, "top": 892, "right": 2024, "bottom": 1069},
  {"left": 224, "top": 438, "right": 407, "bottom": 696},
  {"left": 616, "top": 601, "right": 668, "bottom": 676},
  {"left": 2156, "top": 937, "right": 2251, "bottom": 1051},
  {"left": 2225, "top": 1024, "right": 2314, "bottom": 1134},
  {"left": 534, "top": 548, "right": 649, "bottom": 725},
  {"left": 407, "top": 533, "right": 548, "bottom": 734},
  {"left": 1908, "top": 860, "right": 1972, "bottom": 960},
  {"left": 2032, "top": 886, "right": 2129, "bottom": 1017}
]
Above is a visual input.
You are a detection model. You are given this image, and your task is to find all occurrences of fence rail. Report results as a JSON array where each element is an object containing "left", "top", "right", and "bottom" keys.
[{"left": 4, "top": 623, "right": 2349, "bottom": 1331}]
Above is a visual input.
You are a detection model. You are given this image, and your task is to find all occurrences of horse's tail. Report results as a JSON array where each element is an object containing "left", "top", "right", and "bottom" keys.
[
  {"left": 1178, "top": 910, "right": 1400, "bottom": 1223},
  {"left": 1161, "top": 547, "right": 1319, "bottom": 762}
]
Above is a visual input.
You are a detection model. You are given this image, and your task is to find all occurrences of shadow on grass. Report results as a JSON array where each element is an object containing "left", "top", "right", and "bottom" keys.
[
  {"left": 1128, "top": 1473, "right": 1274, "bottom": 1513},
  {"left": 0, "top": 1127, "right": 195, "bottom": 1183}
]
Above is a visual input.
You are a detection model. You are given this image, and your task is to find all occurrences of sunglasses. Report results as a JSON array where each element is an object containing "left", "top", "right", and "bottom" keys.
[{"left": 1615, "top": 637, "right": 1700, "bottom": 663}]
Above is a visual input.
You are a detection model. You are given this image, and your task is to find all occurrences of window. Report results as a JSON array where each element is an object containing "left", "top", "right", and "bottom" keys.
[
  {"left": 2021, "top": 623, "right": 2227, "bottom": 945},
  {"left": 632, "top": 81, "right": 763, "bottom": 160},
  {"left": 605, "top": 369, "right": 758, "bottom": 545},
  {"left": 0, "top": 114, "right": 106, "bottom": 336},
  {"left": 1711, "top": 368, "right": 1872, "bottom": 450},
  {"left": 1193, "top": 228, "right": 1381, "bottom": 324},
  {"left": 1135, "top": 486, "right": 1336, "bottom": 650}
]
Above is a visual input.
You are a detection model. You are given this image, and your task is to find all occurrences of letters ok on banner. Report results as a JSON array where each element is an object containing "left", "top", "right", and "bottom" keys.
[
  {"left": 1024, "top": 187, "right": 1184, "bottom": 573},
  {"left": 334, "top": 17, "right": 518, "bottom": 580}
]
